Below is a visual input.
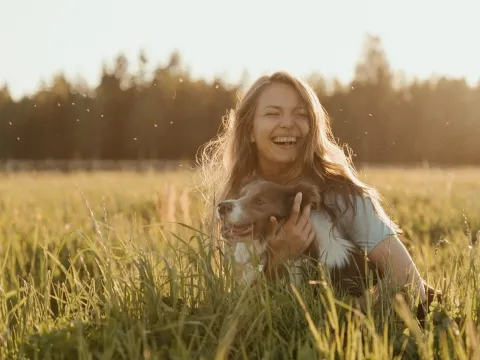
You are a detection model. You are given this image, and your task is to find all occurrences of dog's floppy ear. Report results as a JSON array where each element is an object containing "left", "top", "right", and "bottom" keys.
[{"left": 285, "top": 181, "right": 321, "bottom": 211}]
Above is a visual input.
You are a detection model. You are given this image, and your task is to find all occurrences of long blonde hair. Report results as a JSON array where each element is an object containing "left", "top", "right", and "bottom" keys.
[{"left": 197, "top": 71, "right": 399, "bottom": 233}]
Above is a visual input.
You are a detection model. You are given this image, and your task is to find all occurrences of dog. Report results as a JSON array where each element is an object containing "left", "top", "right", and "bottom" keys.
[{"left": 216, "top": 178, "right": 375, "bottom": 292}]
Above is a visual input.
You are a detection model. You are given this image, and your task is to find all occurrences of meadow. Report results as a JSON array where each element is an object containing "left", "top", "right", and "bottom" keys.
[{"left": 0, "top": 167, "right": 479, "bottom": 359}]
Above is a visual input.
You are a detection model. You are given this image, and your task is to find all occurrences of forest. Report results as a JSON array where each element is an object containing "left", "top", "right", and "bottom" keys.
[{"left": 1, "top": 35, "right": 478, "bottom": 166}]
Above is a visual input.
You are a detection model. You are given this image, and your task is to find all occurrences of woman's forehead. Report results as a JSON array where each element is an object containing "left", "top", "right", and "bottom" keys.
[{"left": 256, "top": 83, "right": 306, "bottom": 109}]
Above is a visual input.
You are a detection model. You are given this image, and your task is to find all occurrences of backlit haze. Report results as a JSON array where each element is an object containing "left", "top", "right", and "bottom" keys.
[{"left": 1, "top": 0, "right": 479, "bottom": 100}]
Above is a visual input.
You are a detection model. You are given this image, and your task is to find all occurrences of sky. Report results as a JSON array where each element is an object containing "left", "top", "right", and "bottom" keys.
[{"left": 1, "top": 0, "right": 479, "bottom": 100}]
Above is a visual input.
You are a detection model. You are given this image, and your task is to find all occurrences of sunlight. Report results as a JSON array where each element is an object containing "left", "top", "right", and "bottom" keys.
[{"left": 1, "top": 0, "right": 478, "bottom": 100}]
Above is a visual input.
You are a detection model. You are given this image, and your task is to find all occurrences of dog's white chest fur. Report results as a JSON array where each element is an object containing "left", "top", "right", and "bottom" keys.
[
  {"left": 234, "top": 240, "right": 267, "bottom": 285},
  {"left": 310, "top": 210, "right": 355, "bottom": 269},
  {"left": 234, "top": 240, "right": 266, "bottom": 265}
]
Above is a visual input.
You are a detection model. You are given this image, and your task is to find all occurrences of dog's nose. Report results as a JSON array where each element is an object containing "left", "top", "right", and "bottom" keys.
[{"left": 217, "top": 201, "right": 233, "bottom": 215}]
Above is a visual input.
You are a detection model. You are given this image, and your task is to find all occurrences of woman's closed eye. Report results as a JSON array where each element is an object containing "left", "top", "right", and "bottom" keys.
[
  {"left": 295, "top": 111, "right": 308, "bottom": 118},
  {"left": 265, "top": 111, "right": 280, "bottom": 117}
]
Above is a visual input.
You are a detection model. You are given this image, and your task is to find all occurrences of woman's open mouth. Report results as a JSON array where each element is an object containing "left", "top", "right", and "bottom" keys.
[
  {"left": 221, "top": 223, "right": 254, "bottom": 238},
  {"left": 272, "top": 136, "right": 297, "bottom": 149}
]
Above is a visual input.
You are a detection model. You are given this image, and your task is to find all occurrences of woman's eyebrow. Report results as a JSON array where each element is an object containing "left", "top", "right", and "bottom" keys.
[{"left": 262, "top": 105, "right": 306, "bottom": 112}]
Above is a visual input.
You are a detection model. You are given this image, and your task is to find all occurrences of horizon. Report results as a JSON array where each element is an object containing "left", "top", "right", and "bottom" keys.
[{"left": 1, "top": 0, "right": 479, "bottom": 101}]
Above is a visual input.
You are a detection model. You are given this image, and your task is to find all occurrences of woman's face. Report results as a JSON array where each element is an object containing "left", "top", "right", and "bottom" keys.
[{"left": 250, "top": 82, "right": 310, "bottom": 175}]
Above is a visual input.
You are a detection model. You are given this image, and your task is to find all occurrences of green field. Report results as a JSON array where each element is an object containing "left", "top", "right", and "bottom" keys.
[{"left": 0, "top": 168, "right": 479, "bottom": 359}]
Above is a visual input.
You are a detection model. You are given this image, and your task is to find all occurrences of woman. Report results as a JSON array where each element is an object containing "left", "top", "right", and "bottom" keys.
[{"left": 199, "top": 71, "right": 435, "bottom": 310}]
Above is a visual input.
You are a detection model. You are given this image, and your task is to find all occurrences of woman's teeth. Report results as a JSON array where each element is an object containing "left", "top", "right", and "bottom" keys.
[{"left": 272, "top": 136, "right": 297, "bottom": 145}]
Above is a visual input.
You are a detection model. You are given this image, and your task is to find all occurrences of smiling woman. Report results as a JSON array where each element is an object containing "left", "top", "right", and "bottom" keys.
[
  {"left": 250, "top": 82, "right": 310, "bottom": 170},
  {"left": 199, "top": 70, "right": 441, "bottom": 325}
]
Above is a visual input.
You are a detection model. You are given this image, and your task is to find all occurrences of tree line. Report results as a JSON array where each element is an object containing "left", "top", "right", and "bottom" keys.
[{"left": 1, "top": 35, "right": 479, "bottom": 166}]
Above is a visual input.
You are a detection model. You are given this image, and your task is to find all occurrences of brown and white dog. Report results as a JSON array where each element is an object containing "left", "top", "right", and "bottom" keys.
[{"left": 216, "top": 178, "right": 373, "bottom": 292}]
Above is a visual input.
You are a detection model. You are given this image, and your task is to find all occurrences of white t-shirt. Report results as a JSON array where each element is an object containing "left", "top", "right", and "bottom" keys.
[{"left": 324, "top": 192, "right": 399, "bottom": 254}]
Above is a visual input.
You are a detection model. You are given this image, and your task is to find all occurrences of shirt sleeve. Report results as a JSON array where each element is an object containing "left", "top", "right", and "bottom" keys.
[{"left": 337, "top": 195, "right": 399, "bottom": 254}]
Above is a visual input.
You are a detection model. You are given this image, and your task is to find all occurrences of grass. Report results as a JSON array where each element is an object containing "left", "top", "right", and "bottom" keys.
[{"left": 0, "top": 167, "right": 479, "bottom": 359}]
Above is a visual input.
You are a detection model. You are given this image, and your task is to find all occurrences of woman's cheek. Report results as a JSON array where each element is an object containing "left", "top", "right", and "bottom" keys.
[{"left": 298, "top": 119, "right": 310, "bottom": 135}]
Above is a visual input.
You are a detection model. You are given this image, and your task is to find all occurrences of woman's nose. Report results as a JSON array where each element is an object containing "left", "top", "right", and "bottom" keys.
[{"left": 279, "top": 115, "right": 294, "bottom": 128}]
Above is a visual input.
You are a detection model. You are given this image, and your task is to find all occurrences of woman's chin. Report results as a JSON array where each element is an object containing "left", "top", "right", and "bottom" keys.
[
  {"left": 257, "top": 153, "right": 300, "bottom": 177},
  {"left": 271, "top": 155, "right": 298, "bottom": 165}
]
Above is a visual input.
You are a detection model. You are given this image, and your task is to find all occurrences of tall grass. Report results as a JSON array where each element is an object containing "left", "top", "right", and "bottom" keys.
[{"left": 0, "top": 167, "right": 479, "bottom": 359}]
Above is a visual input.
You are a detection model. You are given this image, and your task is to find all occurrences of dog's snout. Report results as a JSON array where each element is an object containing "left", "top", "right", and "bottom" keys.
[{"left": 217, "top": 201, "right": 233, "bottom": 215}]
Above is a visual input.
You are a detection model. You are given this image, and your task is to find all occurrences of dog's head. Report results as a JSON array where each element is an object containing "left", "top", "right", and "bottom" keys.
[{"left": 216, "top": 178, "right": 320, "bottom": 243}]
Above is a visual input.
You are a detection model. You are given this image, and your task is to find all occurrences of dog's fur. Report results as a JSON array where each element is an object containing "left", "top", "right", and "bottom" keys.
[{"left": 216, "top": 178, "right": 377, "bottom": 294}]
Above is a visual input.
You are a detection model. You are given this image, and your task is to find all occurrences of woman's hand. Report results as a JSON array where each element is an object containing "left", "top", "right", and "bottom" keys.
[{"left": 265, "top": 192, "right": 316, "bottom": 270}]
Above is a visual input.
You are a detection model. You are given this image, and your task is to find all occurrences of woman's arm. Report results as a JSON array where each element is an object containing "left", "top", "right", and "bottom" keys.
[
  {"left": 338, "top": 194, "right": 429, "bottom": 305},
  {"left": 368, "top": 234, "right": 427, "bottom": 303}
]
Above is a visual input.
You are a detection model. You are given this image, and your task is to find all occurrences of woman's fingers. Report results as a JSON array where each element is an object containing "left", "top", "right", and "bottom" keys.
[
  {"left": 288, "top": 192, "right": 302, "bottom": 225},
  {"left": 268, "top": 216, "right": 278, "bottom": 243},
  {"left": 301, "top": 222, "right": 314, "bottom": 248},
  {"left": 307, "top": 226, "right": 316, "bottom": 243},
  {"left": 301, "top": 220, "right": 312, "bottom": 239},
  {"left": 297, "top": 203, "right": 312, "bottom": 231},
  {"left": 267, "top": 195, "right": 318, "bottom": 263}
]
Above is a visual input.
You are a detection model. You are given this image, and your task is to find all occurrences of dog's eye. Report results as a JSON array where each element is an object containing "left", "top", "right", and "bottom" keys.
[{"left": 256, "top": 200, "right": 264, "bottom": 206}]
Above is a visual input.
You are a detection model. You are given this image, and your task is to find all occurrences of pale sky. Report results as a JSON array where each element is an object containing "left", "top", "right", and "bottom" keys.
[{"left": 1, "top": 0, "right": 479, "bottom": 100}]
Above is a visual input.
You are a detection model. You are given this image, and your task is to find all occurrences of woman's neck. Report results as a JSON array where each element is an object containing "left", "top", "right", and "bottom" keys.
[{"left": 256, "top": 164, "right": 303, "bottom": 184}]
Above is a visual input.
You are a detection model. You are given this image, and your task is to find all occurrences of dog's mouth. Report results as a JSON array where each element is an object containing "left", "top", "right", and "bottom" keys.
[{"left": 220, "top": 222, "right": 254, "bottom": 239}]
